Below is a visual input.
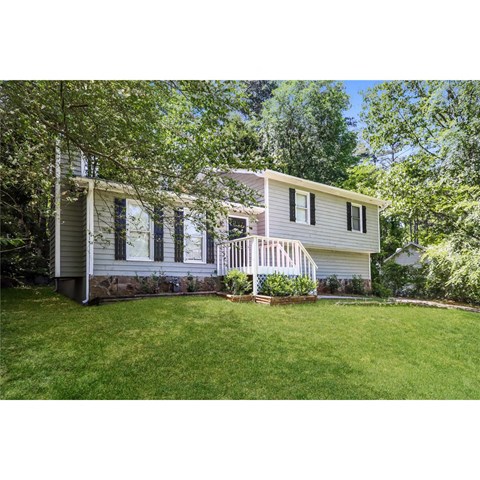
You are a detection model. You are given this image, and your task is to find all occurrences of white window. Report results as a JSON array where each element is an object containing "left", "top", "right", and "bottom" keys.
[
  {"left": 126, "top": 200, "right": 152, "bottom": 260},
  {"left": 184, "top": 209, "right": 206, "bottom": 263},
  {"left": 351, "top": 204, "right": 361, "bottom": 232},
  {"left": 295, "top": 190, "right": 309, "bottom": 224}
]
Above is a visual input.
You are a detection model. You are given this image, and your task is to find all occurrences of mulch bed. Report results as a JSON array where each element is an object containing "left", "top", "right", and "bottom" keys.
[
  {"left": 216, "top": 293, "right": 318, "bottom": 305},
  {"left": 93, "top": 291, "right": 218, "bottom": 305},
  {"left": 216, "top": 293, "right": 254, "bottom": 303}
]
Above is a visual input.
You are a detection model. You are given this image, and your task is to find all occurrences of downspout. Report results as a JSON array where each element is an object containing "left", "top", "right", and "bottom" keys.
[
  {"left": 54, "top": 142, "right": 61, "bottom": 279},
  {"left": 82, "top": 180, "right": 94, "bottom": 304},
  {"left": 264, "top": 176, "right": 270, "bottom": 237}
]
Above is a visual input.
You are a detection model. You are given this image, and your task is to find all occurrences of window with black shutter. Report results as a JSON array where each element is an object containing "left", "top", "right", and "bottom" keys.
[
  {"left": 289, "top": 188, "right": 296, "bottom": 222},
  {"left": 347, "top": 202, "right": 364, "bottom": 233},
  {"left": 346, "top": 202, "right": 352, "bottom": 231},
  {"left": 290, "top": 188, "right": 315, "bottom": 225},
  {"left": 351, "top": 205, "right": 361, "bottom": 231},
  {"left": 125, "top": 200, "right": 151, "bottom": 260}
]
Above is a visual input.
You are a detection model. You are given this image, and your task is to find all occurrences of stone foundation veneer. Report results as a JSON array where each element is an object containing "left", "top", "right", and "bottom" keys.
[
  {"left": 89, "top": 275, "right": 371, "bottom": 300},
  {"left": 89, "top": 275, "right": 219, "bottom": 300}
]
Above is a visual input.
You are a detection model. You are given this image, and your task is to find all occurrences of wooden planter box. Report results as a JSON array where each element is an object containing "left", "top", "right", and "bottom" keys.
[
  {"left": 254, "top": 295, "right": 317, "bottom": 306},
  {"left": 217, "top": 293, "right": 254, "bottom": 303}
]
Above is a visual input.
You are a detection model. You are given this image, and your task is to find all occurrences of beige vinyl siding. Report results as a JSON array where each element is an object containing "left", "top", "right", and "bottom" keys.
[
  {"left": 59, "top": 191, "right": 86, "bottom": 277},
  {"left": 256, "top": 212, "right": 266, "bottom": 236},
  {"left": 225, "top": 173, "right": 266, "bottom": 235},
  {"left": 268, "top": 179, "right": 380, "bottom": 253},
  {"left": 50, "top": 149, "right": 85, "bottom": 278},
  {"left": 225, "top": 172, "right": 265, "bottom": 203},
  {"left": 308, "top": 248, "right": 371, "bottom": 280},
  {"left": 59, "top": 150, "right": 83, "bottom": 177},
  {"left": 92, "top": 191, "right": 258, "bottom": 277}
]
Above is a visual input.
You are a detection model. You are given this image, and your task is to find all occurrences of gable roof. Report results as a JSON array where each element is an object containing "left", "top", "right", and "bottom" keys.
[
  {"left": 384, "top": 242, "right": 425, "bottom": 262},
  {"left": 73, "top": 177, "right": 265, "bottom": 215},
  {"left": 233, "top": 169, "right": 389, "bottom": 209}
]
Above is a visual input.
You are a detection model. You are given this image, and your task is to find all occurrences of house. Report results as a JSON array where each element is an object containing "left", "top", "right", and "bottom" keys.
[
  {"left": 384, "top": 242, "right": 425, "bottom": 268},
  {"left": 51, "top": 151, "right": 388, "bottom": 303}
]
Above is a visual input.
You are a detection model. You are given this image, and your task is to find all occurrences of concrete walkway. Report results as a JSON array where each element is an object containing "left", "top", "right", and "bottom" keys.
[
  {"left": 393, "top": 298, "right": 480, "bottom": 313},
  {"left": 318, "top": 295, "right": 372, "bottom": 300},
  {"left": 318, "top": 295, "right": 480, "bottom": 313}
]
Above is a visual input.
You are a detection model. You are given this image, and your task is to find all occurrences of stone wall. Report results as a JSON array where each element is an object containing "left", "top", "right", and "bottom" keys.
[{"left": 89, "top": 274, "right": 219, "bottom": 300}]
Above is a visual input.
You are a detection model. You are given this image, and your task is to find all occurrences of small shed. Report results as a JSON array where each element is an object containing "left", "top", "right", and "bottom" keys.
[{"left": 385, "top": 242, "right": 426, "bottom": 267}]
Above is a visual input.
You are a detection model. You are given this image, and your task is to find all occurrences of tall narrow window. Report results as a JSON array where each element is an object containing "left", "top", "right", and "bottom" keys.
[
  {"left": 351, "top": 205, "right": 361, "bottom": 232},
  {"left": 127, "top": 200, "right": 151, "bottom": 260},
  {"left": 295, "top": 191, "right": 309, "bottom": 224},
  {"left": 184, "top": 210, "right": 205, "bottom": 263}
]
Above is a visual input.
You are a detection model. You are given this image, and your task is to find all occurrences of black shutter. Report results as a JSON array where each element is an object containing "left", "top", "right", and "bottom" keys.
[
  {"left": 346, "top": 202, "right": 352, "bottom": 231},
  {"left": 362, "top": 205, "right": 367, "bottom": 234},
  {"left": 114, "top": 198, "right": 126, "bottom": 260},
  {"left": 289, "top": 188, "right": 296, "bottom": 222},
  {"left": 310, "top": 193, "right": 316, "bottom": 225},
  {"left": 206, "top": 214, "right": 215, "bottom": 264},
  {"left": 174, "top": 208, "right": 184, "bottom": 262},
  {"left": 154, "top": 207, "right": 164, "bottom": 261}
]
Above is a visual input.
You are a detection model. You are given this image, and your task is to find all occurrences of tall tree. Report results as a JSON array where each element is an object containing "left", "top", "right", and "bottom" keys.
[
  {"left": 352, "top": 80, "right": 480, "bottom": 303},
  {"left": 241, "top": 80, "right": 278, "bottom": 117},
  {"left": 361, "top": 80, "right": 480, "bottom": 184},
  {"left": 257, "top": 81, "right": 357, "bottom": 185},
  {"left": 0, "top": 80, "right": 266, "bottom": 279}
]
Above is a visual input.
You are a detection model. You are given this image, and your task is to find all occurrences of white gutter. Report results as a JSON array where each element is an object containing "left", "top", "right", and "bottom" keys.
[
  {"left": 231, "top": 169, "right": 388, "bottom": 208},
  {"left": 368, "top": 253, "right": 372, "bottom": 281},
  {"left": 263, "top": 170, "right": 388, "bottom": 208}
]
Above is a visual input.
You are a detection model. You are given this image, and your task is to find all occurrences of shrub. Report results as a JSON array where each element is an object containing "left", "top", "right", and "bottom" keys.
[
  {"left": 381, "top": 262, "right": 410, "bottom": 295},
  {"left": 351, "top": 274, "right": 365, "bottom": 295},
  {"left": 186, "top": 273, "right": 199, "bottom": 292},
  {"left": 424, "top": 242, "right": 480, "bottom": 304},
  {"left": 224, "top": 270, "right": 252, "bottom": 295},
  {"left": 379, "top": 262, "right": 427, "bottom": 298},
  {"left": 372, "top": 281, "right": 392, "bottom": 298},
  {"left": 261, "top": 273, "right": 294, "bottom": 297},
  {"left": 293, "top": 276, "right": 318, "bottom": 296},
  {"left": 326, "top": 274, "right": 340, "bottom": 294},
  {"left": 135, "top": 271, "right": 167, "bottom": 294}
]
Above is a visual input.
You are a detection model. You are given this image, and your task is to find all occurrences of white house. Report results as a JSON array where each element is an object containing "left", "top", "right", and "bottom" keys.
[{"left": 51, "top": 152, "right": 388, "bottom": 302}]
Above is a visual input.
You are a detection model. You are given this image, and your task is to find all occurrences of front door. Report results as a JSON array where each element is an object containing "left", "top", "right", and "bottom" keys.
[
  {"left": 228, "top": 216, "right": 248, "bottom": 240},
  {"left": 228, "top": 217, "right": 248, "bottom": 268}
]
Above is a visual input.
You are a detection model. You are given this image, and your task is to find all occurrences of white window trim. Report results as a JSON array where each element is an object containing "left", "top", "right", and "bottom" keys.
[
  {"left": 183, "top": 208, "right": 207, "bottom": 264},
  {"left": 295, "top": 189, "right": 310, "bottom": 225},
  {"left": 126, "top": 199, "right": 154, "bottom": 262},
  {"left": 351, "top": 203, "right": 363, "bottom": 233}
]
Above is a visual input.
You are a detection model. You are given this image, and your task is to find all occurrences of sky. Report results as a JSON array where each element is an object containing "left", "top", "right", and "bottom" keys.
[{"left": 343, "top": 80, "right": 384, "bottom": 125}]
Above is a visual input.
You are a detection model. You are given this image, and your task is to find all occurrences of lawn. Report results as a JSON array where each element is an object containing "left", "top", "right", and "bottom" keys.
[{"left": 1, "top": 288, "right": 479, "bottom": 400}]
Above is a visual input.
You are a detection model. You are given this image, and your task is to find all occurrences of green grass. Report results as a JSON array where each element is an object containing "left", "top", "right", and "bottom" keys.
[{"left": 1, "top": 287, "right": 479, "bottom": 399}]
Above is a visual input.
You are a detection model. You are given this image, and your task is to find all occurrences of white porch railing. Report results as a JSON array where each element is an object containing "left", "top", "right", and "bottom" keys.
[{"left": 217, "top": 235, "right": 317, "bottom": 295}]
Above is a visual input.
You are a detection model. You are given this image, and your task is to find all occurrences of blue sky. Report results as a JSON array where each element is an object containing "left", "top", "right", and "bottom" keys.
[{"left": 343, "top": 80, "right": 384, "bottom": 124}]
